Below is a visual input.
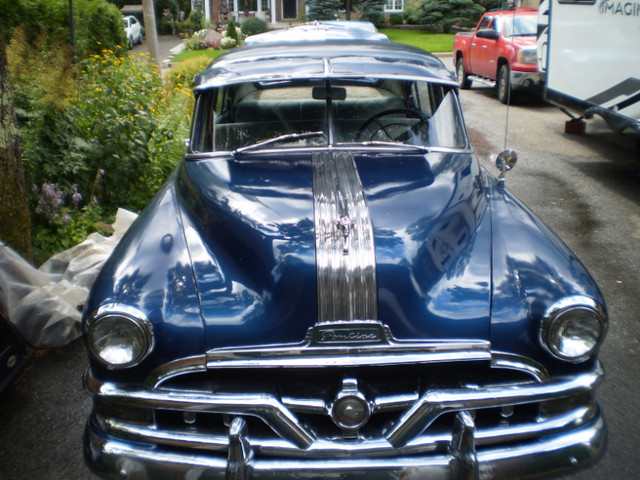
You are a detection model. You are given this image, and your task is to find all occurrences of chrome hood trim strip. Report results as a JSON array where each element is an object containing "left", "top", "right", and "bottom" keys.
[{"left": 312, "top": 151, "right": 377, "bottom": 323}]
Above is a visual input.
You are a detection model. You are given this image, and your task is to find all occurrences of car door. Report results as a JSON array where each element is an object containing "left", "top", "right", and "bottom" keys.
[{"left": 470, "top": 16, "right": 499, "bottom": 80}]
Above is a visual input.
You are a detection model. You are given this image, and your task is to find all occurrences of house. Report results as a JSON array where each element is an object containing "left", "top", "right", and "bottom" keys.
[{"left": 200, "top": 0, "right": 304, "bottom": 24}]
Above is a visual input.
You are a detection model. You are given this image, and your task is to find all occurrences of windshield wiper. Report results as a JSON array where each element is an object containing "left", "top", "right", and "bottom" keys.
[
  {"left": 339, "top": 141, "right": 431, "bottom": 153},
  {"left": 233, "top": 131, "right": 327, "bottom": 155}
]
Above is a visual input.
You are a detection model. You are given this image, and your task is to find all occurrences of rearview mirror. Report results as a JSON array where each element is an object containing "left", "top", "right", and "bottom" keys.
[{"left": 312, "top": 86, "right": 347, "bottom": 101}]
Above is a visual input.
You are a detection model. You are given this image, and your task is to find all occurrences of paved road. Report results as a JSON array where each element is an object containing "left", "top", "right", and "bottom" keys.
[
  {"left": 459, "top": 83, "right": 640, "bottom": 480},
  {"left": 0, "top": 49, "right": 639, "bottom": 479}
]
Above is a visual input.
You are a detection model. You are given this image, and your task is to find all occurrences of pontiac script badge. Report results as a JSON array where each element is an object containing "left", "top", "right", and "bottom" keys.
[{"left": 308, "top": 321, "right": 392, "bottom": 346}]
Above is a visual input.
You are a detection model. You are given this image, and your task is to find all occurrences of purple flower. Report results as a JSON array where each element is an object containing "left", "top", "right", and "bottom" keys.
[
  {"left": 42, "top": 183, "right": 56, "bottom": 201},
  {"left": 71, "top": 185, "right": 83, "bottom": 208}
]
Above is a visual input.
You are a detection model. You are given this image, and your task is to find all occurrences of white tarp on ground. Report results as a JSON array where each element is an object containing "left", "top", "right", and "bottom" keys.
[{"left": 0, "top": 209, "right": 137, "bottom": 348}]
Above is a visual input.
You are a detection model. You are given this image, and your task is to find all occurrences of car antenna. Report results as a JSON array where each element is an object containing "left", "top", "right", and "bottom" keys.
[
  {"left": 504, "top": 8, "right": 517, "bottom": 151},
  {"left": 496, "top": 9, "right": 519, "bottom": 186}
]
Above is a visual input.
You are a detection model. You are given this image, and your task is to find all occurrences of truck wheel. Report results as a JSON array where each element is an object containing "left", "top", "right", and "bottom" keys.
[
  {"left": 497, "top": 65, "right": 512, "bottom": 104},
  {"left": 456, "top": 58, "right": 472, "bottom": 89}
]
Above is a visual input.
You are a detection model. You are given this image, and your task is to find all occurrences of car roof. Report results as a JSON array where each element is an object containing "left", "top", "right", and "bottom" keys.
[
  {"left": 244, "top": 21, "right": 388, "bottom": 45},
  {"left": 194, "top": 40, "right": 457, "bottom": 90}
]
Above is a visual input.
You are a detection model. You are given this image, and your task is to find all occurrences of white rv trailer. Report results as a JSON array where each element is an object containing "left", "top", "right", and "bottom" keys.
[{"left": 537, "top": 0, "right": 640, "bottom": 134}]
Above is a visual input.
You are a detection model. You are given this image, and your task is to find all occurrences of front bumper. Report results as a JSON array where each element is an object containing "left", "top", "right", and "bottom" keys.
[
  {"left": 85, "top": 413, "right": 605, "bottom": 480},
  {"left": 510, "top": 70, "right": 544, "bottom": 92},
  {"left": 84, "top": 362, "right": 606, "bottom": 480}
]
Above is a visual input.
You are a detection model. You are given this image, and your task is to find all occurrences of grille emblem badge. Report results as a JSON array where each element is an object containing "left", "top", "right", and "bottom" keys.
[{"left": 330, "top": 378, "right": 371, "bottom": 433}]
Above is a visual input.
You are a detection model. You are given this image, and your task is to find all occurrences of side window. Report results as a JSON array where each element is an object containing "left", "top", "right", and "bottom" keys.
[
  {"left": 131, "top": 18, "right": 138, "bottom": 25},
  {"left": 191, "top": 89, "right": 225, "bottom": 152},
  {"left": 478, "top": 16, "right": 491, "bottom": 30},
  {"left": 412, "top": 81, "right": 433, "bottom": 116}
]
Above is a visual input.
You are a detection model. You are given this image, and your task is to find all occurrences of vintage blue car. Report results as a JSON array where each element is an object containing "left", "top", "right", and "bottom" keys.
[{"left": 83, "top": 39, "right": 607, "bottom": 479}]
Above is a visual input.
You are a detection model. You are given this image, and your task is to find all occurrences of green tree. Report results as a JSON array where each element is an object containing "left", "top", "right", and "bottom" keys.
[
  {"left": 0, "top": 0, "right": 125, "bottom": 59},
  {"left": 359, "top": 0, "right": 385, "bottom": 27},
  {"left": 0, "top": 24, "right": 32, "bottom": 259},
  {"left": 305, "top": 0, "right": 342, "bottom": 20},
  {"left": 405, "top": 0, "right": 484, "bottom": 32}
]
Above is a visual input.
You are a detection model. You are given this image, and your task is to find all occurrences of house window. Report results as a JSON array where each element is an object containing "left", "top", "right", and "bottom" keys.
[
  {"left": 385, "top": 0, "right": 404, "bottom": 12},
  {"left": 241, "top": 0, "right": 257, "bottom": 10}
]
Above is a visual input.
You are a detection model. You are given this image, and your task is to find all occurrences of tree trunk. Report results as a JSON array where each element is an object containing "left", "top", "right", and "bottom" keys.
[{"left": 0, "top": 25, "right": 33, "bottom": 260}]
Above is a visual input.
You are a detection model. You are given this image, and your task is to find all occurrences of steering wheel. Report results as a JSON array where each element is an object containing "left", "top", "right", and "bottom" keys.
[{"left": 356, "top": 109, "right": 429, "bottom": 142}]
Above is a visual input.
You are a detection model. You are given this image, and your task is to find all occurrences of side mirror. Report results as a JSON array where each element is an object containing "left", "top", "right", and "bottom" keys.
[
  {"left": 476, "top": 29, "right": 499, "bottom": 40},
  {"left": 496, "top": 149, "right": 517, "bottom": 184}
]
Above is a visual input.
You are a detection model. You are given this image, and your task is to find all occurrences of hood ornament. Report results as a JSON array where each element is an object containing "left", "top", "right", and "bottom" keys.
[{"left": 337, "top": 216, "right": 353, "bottom": 255}]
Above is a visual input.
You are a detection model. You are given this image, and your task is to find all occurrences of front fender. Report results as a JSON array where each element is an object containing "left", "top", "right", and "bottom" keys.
[
  {"left": 84, "top": 177, "right": 207, "bottom": 381},
  {"left": 487, "top": 177, "right": 606, "bottom": 369}
]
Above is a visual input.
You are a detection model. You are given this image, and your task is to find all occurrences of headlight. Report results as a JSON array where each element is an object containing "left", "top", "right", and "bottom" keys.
[
  {"left": 539, "top": 296, "right": 607, "bottom": 362},
  {"left": 517, "top": 48, "right": 537, "bottom": 64},
  {"left": 87, "top": 305, "right": 154, "bottom": 369}
]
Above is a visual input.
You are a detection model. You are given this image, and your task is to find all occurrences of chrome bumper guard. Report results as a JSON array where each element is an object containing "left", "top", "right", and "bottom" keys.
[{"left": 84, "top": 363, "right": 605, "bottom": 480}]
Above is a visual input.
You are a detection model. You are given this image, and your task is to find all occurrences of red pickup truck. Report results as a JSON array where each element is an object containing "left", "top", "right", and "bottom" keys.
[{"left": 452, "top": 9, "right": 542, "bottom": 103}]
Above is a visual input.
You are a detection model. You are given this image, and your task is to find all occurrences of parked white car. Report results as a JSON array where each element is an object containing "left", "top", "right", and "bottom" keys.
[{"left": 122, "top": 15, "right": 142, "bottom": 48}]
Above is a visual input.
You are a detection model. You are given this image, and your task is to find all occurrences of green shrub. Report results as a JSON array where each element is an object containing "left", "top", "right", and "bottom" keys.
[
  {"left": 166, "top": 56, "right": 213, "bottom": 90},
  {"left": 221, "top": 36, "right": 237, "bottom": 49},
  {"left": 404, "top": 0, "right": 484, "bottom": 31},
  {"left": 241, "top": 17, "right": 268, "bottom": 37},
  {"left": 388, "top": 13, "right": 404, "bottom": 25},
  {"left": 226, "top": 19, "right": 239, "bottom": 41},
  {"left": 8, "top": 34, "right": 193, "bottom": 262},
  {"left": 184, "top": 29, "right": 210, "bottom": 51},
  {"left": 189, "top": 9, "right": 206, "bottom": 34},
  {"left": 73, "top": 0, "right": 127, "bottom": 55}
]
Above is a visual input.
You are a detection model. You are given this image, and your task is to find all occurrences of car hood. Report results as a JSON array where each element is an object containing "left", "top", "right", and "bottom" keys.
[
  {"left": 510, "top": 35, "right": 537, "bottom": 50},
  {"left": 176, "top": 150, "right": 492, "bottom": 350}
]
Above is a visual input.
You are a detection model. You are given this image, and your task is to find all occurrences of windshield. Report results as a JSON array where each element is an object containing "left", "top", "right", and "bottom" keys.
[
  {"left": 190, "top": 79, "right": 468, "bottom": 153},
  {"left": 502, "top": 15, "right": 537, "bottom": 36}
]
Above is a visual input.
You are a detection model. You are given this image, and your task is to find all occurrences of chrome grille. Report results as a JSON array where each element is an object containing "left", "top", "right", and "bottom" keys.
[{"left": 87, "top": 357, "right": 601, "bottom": 460}]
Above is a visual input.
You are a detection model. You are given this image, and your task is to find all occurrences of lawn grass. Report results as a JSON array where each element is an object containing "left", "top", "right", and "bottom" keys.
[
  {"left": 379, "top": 29, "right": 455, "bottom": 53},
  {"left": 170, "top": 29, "right": 454, "bottom": 67},
  {"left": 171, "top": 48, "right": 225, "bottom": 64}
]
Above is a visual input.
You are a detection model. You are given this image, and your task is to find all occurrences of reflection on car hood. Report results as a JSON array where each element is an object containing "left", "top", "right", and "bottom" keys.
[{"left": 176, "top": 150, "right": 492, "bottom": 350}]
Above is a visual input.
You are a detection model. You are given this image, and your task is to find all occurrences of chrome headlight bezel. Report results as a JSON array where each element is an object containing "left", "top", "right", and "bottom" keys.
[
  {"left": 86, "top": 304, "right": 155, "bottom": 369},
  {"left": 539, "top": 296, "right": 607, "bottom": 363}
]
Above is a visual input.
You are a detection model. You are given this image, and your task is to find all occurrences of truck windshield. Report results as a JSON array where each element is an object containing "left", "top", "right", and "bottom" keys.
[
  {"left": 503, "top": 16, "right": 537, "bottom": 37},
  {"left": 190, "top": 79, "right": 468, "bottom": 153}
]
